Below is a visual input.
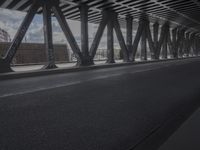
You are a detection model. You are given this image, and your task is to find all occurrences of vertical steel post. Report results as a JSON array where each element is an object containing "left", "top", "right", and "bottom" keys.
[
  {"left": 106, "top": 12, "right": 115, "bottom": 63},
  {"left": 162, "top": 35, "right": 168, "bottom": 59},
  {"left": 113, "top": 13, "right": 129, "bottom": 62},
  {"left": 90, "top": 11, "right": 108, "bottom": 58},
  {"left": 126, "top": 16, "right": 133, "bottom": 60},
  {"left": 79, "top": 3, "right": 93, "bottom": 65},
  {"left": 80, "top": 4, "right": 89, "bottom": 57},
  {"left": 167, "top": 28, "right": 173, "bottom": 57},
  {"left": 141, "top": 24, "right": 147, "bottom": 60},
  {"left": 172, "top": 28, "right": 178, "bottom": 58},
  {"left": 132, "top": 20, "right": 144, "bottom": 60},
  {"left": 52, "top": 2, "right": 83, "bottom": 65},
  {"left": 146, "top": 20, "right": 156, "bottom": 59},
  {"left": 153, "top": 22, "right": 159, "bottom": 59},
  {"left": 43, "top": 1, "right": 57, "bottom": 69}
]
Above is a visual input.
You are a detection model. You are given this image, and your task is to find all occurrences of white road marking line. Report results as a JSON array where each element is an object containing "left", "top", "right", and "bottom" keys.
[{"left": 0, "top": 67, "right": 161, "bottom": 98}]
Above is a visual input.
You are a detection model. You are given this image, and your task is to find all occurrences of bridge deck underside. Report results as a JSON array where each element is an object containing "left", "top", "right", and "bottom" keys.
[{"left": 0, "top": 0, "right": 200, "bottom": 32}]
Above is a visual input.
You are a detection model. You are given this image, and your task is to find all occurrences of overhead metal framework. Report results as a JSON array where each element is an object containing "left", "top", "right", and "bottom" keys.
[
  {"left": 0, "top": 0, "right": 200, "bottom": 73},
  {"left": 1, "top": 0, "right": 200, "bottom": 32}
]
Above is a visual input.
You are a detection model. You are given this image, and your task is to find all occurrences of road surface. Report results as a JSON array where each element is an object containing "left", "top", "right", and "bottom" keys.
[{"left": 0, "top": 58, "right": 200, "bottom": 150}]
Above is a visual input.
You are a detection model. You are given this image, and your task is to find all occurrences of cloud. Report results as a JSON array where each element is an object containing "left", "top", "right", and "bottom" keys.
[{"left": 0, "top": 8, "right": 127, "bottom": 49}]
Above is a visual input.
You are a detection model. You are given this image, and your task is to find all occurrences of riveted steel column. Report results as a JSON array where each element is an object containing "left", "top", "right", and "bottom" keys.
[
  {"left": 161, "top": 24, "right": 170, "bottom": 59},
  {"left": 178, "top": 29, "right": 185, "bottom": 57},
  {"left": 161, "top": 35, "right": 168, "bottom": 59},
  {"left": 146, "top": 20, "right": 156, "bottom": 59},
  {"left": 106, "top": 12, "right": 115, "bottom": 63},
  {"left": 172, "top": 28, "right": 178, "bottom": 58},
  {"left": 79, "top": 3, "right": 93, "bottom": 65},
  {"left": 168, "top": 28, "right": 173, "bottom": 57},
  {"left": 132, "top": 18, "right": 145, "bottom": 60},
  {"left": 190, "top": 33, "right": 196, "bottom": 56},
  {"left": 90, "top": 11, "right": 108, "bottom": 58},
  {"left": 141, "top": 23, "right": 147, "bottom": 61},
  {"left": 52, "top": 1, "right": 83, "bottom": 65},
  {"left": 194, "top": 36, "right": 199, "bottom": 56},
  {"left": 0, "top": 0, "right": 40, "bottom": 73},
  {"left": 43, "top": 1, "right": 57, "bottom": 69},
  {"left": 184, "top": 32, "right": 190, "bottom": 56},
  {"left": 126, "top": 16, "right": 133, "bottom": 60},
  {"left": 113, "top": 13, "right": 129, "bottom": 62},
  {"left": 157, "top": 22, "right": 169, "bottom": 59},
  {"left": 153, "top": 22, "right": 159, "bottom": 59}
]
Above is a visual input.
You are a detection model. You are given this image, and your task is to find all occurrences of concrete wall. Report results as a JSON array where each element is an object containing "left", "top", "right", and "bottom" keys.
[{"left": 0, "top": 42, "right": 70, "bottom": 64}]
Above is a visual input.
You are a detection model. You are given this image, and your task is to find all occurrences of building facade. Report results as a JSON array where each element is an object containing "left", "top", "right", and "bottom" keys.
[{"left": 0, "top": 28, "right": 11, "bottom": 42}]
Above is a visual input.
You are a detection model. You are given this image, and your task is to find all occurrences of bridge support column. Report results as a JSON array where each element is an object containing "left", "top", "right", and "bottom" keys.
[
  {"left": 113, "top": 13, "right": 129, "bottom": 62},
  {"left": 141, "top": 25, "right": 147, "bottom": 61},
  {"left": 132, "top": 15, "right": 147, "bottom": 61},
  {"left": 79, "top": 3, "right": 93, "bottom": 65},
  {"left": 0, "top": 1, "right": 40, "bottom": 73},
  {"left": 184, "top": 32, "right": 190, "bottom": 57},
  {"left": 90, "top": 11, "right": 108, "bottom": 59},
  {"left": 153, "top": 22, "right": 159, "bottom": 58},
  {"left": 126, "top": 16, "right": 133, "bottom": 61},
  {"left": 106, "top": 12, "right": 115, "bottom": 63},
  {"left": 162, "top": 35, "right": 168, "bottom": 59},
  {"left": 172, "top": 28, "right": 178, "bottom": 58},
  {"left": 194, "top": 36, "right": 199, "bottom": 56},
  {"left": 156, "top": 22, "right": 169, "bottom": 59},
  {"left": 42, "top": 1, "right": 57, "bottom": 69},
  {"left": 178, "top": 29, "right": 186, "bottom": 58},
  {"left": 167, "top": 28, "right": 173, "bottom": 58},
  {"left": 146, "top": 20, "right": 156, "bottom": 60},
  {"left": 52, "top": 2, "right": 83, "bottom": 66}
]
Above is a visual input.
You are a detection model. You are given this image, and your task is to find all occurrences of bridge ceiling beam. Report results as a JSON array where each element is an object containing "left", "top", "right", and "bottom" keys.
[{"left": 1, "top": 0, "right": 200, "bottom": 33}]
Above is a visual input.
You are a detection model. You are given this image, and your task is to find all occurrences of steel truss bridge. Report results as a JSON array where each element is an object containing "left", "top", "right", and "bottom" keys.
[{"left": 0, "top": 0, "right": 200, "bottom": 73}]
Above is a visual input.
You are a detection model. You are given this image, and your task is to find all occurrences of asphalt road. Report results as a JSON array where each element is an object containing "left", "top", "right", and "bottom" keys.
[{"left": 0, "top": 58, "right": 200, "bottom": 150}]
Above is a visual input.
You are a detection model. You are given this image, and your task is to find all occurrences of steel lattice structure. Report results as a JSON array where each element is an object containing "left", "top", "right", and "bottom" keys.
[{"left": 0, "top": 0, "right": 200, "bottom": 73}]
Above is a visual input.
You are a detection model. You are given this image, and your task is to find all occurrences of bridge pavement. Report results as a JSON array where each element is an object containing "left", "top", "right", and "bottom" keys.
[{"left": 0, "top": 58, "right": 200, "bottom": 150}]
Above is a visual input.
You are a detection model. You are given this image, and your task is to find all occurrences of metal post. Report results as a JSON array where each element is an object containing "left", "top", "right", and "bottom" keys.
[
  {"left": 153, "top": 22, "right": 159, "bottom": 59},
  {"left": 167, "top": 28, "right": 173, "bottom": 57},
  {"left": 52, "top": 2, "right": 83, "bottom": 65},
  {"left": 157, "top": 22, "right": 169, "bottom": 59},
  {"left": 126, "top": 16, "right": 133, "bottom": 60},
  {"left": 141, "top": 25, "right": 147, "bottom": 61},
  {"left": 80, "top": 4, "right": 89, "bottom": 57},
  {"left": 178, "top": 29, "right": 185, "bottom": 57},
  {"left": 172, "top": 28, "right": 178, "bottom": 58},
  {"left": 106, "top": 12, "right": 115, "bottom": 63},
  {"left": 132, "top": 19, "right": 144, "bottom": 61},
  {"left": 162, "top": 35, "right": 168, "bottom": 59},
  {"left": 146, "top": 20, "right": 156, "bottom": 59},
  {"left": 90, "top": 11, "right": 108, "bottom": 58},
  {"left": 42, "top": 1, "right": 57, "bottom": 69},
  {"left": 113, "top": 13, "right": 129, "bottom": 62},
  {"left": 79, "top": 3, "right": 93, "bottom": 65}
]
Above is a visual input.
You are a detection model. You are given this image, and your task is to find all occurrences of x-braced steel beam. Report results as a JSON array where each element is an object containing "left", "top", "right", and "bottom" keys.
[{"left": 0, "top": 0, "right": 40, "bottom": 73}]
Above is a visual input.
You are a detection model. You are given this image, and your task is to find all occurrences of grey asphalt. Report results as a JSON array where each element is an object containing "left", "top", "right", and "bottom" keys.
[{"left": 0, "top": 58, "right": 200, "bottom": 150}]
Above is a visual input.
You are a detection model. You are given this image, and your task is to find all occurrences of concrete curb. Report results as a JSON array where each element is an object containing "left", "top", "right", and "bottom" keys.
[{"left": 0, "top": 57, "right": 199, "bottom": 81}]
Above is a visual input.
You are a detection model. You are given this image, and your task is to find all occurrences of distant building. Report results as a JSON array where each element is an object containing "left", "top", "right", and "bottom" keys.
[{"left": 0, "top": 28, "right": 11, "bottom": 42}]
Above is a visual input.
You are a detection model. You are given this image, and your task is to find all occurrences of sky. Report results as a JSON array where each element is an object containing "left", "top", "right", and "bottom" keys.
[{"left": 0, "top": 8, "right": 130, "bottom": 49}]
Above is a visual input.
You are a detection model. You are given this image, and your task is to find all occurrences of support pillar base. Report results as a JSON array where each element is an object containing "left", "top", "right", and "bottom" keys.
[
  {"left": 0, "top": 59, "right": 12, "bottom": 73},
  {"left": 106, "top": 59, "right": 115, "bottom": 64},
  {"left": 76, "top": 56, "right": 94, "bottom": 66},
  {"left": 42, "top": 63, "right": 58, "bottom": 70}
]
